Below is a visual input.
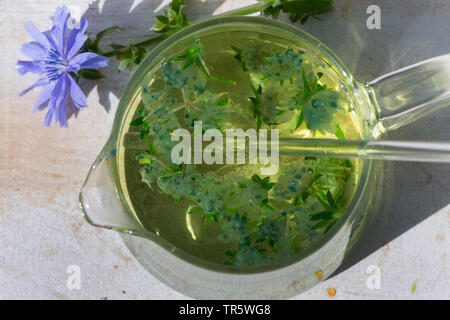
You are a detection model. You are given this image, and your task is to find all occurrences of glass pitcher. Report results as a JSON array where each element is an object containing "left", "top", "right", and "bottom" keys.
[{"left": 79, "top": 16, "right": 450, "bottom": 299}]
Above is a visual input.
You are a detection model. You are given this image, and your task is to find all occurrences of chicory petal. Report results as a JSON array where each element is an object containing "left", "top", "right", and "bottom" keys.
[
  {"left": 25, "top": 21, "right": 51, "bottom": 49},
  {"left": 65, "top": 19, "right": 88, "bottom": 60},
  {"left": 32, "top": 82, "right": 55, "bottom": 112},
  {"left": 49, "top": 6, "right": 71, "bottom": 54},
  {"left": 69, "top": 52, "right": 108, "bottom": 70},
  {"left": 21, "top": 42, "right": 47, "bottom": 60},
  {"left": 68, "top": 74, "right": 87, "bottom": 109}
]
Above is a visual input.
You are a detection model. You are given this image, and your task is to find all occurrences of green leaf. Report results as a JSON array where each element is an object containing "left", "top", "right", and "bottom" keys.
[
  {"left": 302, "top": 70, "right": 312, "bottom": 96},
  {"left": 326, "top": 190, "right": 338, "bottom": 209},
  {"left": 156, "top": 15, "right": 170, "bottom": 24},
  {"left": 153, "top": 20, "right": 168, "bottom": 32},
  {"left": 204, "top": 213, "right": 214, "bottom": 227},
  {"left": 140, "top": 126, "right": 149, "bottom": 140},
  {"left": 230, "top": 44, "right": 242, "bottom": 54},
  {"left": 292, "top": 194, "right": 301, "bottom": 206},
  {"left": 225, "top": 250, "right": 237, "bottom": 258},
  {"left": 316, "top": 194, "right": 331, "bottom": 210},
  {"left": 77, "top": 69, "right": 104, "bottom": 80},
  {"left": 294, "top": 109, "right": 304, "bottom": 131},
  {"left": 216, "top": 97, "right": 229, "bottom": 106},
  {"left": 251, "top": 174, "right": 275, "bottom": 191},
  {"left": 109, "top": 44, "right": 125, "bottom": 50},
  {"left": 311, "top": 219, "right": 330, "bottom": 230},
  {"left": 118, "top": 59, "right": 131, "bottom": 72},
  {"left": 238, "top": 182, "right": 248, "bottom": 188},
  {"left": 263, "top": 182, "right": 275, "bottom": 191},
  {"left": 263, "top": 0, "right": 334, "bottom": 24},
  {"left": 283, "top": 0, "right": 333, "bottom": 14},
  {"left": 301, "top": 191, "right": 309, "bottom": 202},
  {"left": 138, "top": 157, "right": 153, "bottom": 165},
  {"left": 251, "top": 174, "right": 262, "bottom": 183},
  {"left": 69, "top": 71, "right": 80, "bottom": 83},
  {"left": 310, "top": 211, "right": 334, "bottom": 221},
  {"left": 94, "top": 26, "right": 123, "bottom": 47},
  {"left": 249, "top": 82, "right": 261, "bottom": 97},
  {"left": 260, "top": 203, "right": 276, "bottom": 211},
  {"left": 187, "top": 206, "right": 203, "bottom": 214},
  {"left": 248, "top": 83, "right": 263, "bottom": 130},
  {"left": 210, "top": 76, "right": 236, "bottom": 85},
  {"left": 335, "top": 124, "right": 345, "bottom": 140},
  {"left": 130, "top": 117, "right": 144, "bottom": 126}
]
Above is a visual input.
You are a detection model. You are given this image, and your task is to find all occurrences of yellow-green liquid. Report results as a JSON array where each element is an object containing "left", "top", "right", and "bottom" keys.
[{"left": 119, "top": 31, "right": 363, "bottom": 270}]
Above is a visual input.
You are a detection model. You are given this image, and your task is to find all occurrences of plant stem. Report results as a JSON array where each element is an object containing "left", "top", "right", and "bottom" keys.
[{"left": 100, "top": 29, "right": 179, "bottom": 58}]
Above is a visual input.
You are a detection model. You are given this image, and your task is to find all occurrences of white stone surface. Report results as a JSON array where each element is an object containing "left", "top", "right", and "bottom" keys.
[{"left": 0, "top": 0, "right": 448, "bottom": 300}]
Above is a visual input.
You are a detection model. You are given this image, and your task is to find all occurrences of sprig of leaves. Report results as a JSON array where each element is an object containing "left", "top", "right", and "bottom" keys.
[
  {"left": 310, "top": 190, "right": 342, "bottom": 233},
  {"left": 117, "top": 39, "right": 148, "bottom": 72},
  {"left": 295, "top": 71, "right": 327, "bottom": 106},
  {"left": 249, "top": 82, "right": 263, "bottom": 131},
  {"left": 251, "top": 174, "right": 276, "bottom": 191},
  {"left": 173, "top": 39, "right": 210, "bottom": 76},
  {"left": 230, "top": 45, "right": 247, "bottom": 72},
  {"left": 153, "top": 0, "right": 188, "bottom": 33},
  {"left": 259, "top": 0, "right": 334, "bottom": 24}
]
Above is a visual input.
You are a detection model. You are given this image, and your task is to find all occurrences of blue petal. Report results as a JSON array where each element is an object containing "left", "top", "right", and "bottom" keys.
[
  {"left": 25, "top": 21, "right": 51, "bottom": 49},
  {"left": 43, "top": 31, "right": 58, "bottom": 50},
  {"left": 18, "top": 78, "right": 47, "bottom": 96},
  {"left": 17, "top": 60, "right": 45, "bottom": 75},
  {"left": 68, "top": 74, "right": 87, "bottom": 109},
  {"left": 65, "top": 19, "right": 88, "bottom": 60},
  {"left": 32, "top": 82, "right": 55, "bottom": 112},
  {"left": 56, "top": 75, "right": 69, "bottom": 127},
  {"left": 44, "top": 75, "right": 68, "bottom": 127},
  {"left": 21, "top": 42, "right": 47, "bottom": 60},
  {"left": 43, "top": 107, "right": 55, "bottom": 127},
  {"left": 49, "top": 6, "right": 71, "bottom": 54},
  {"left": 69, "top": 52, "right": 108, "bottom": 70}
]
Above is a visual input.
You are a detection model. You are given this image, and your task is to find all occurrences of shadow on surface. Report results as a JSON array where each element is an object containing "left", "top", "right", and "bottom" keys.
[
  {"left": 66, "top": 0, "right": 224, "bottom": 119},
  {"left": 296, "top": 0, "right": 450, "bottom": 276}
]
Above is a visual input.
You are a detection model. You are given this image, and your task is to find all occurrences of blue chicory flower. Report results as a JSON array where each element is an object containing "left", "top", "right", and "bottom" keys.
[{"left": 17, "top": 6, "right": 108, "bottom": 127}]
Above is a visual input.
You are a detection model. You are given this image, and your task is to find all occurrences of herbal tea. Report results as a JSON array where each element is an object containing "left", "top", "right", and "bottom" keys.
[{"left": 119, "top": 31, "right": 363, "bottom": 269}]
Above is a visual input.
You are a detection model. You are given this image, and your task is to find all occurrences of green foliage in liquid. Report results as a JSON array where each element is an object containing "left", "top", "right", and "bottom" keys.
[{"left": 122, "top": 32, "right": 361, "bottom": 269}]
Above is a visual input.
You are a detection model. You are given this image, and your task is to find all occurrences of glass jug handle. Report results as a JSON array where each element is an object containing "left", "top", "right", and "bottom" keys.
[
  {"left": 366, "top": 53, "right": 450, "bottom": 132},
  {"left": 79, "top": 147, "right": 144, "bottom": 232}
]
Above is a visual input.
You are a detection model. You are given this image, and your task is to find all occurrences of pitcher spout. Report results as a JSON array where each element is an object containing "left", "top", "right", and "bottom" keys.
[{"left": 79, "top": 146, "right": 144, "bottom": 232}]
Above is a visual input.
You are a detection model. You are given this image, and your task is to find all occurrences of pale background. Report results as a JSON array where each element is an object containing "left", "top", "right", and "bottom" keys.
[{"left": 0, "top": 0, "right": 449, "bottom": 299}]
